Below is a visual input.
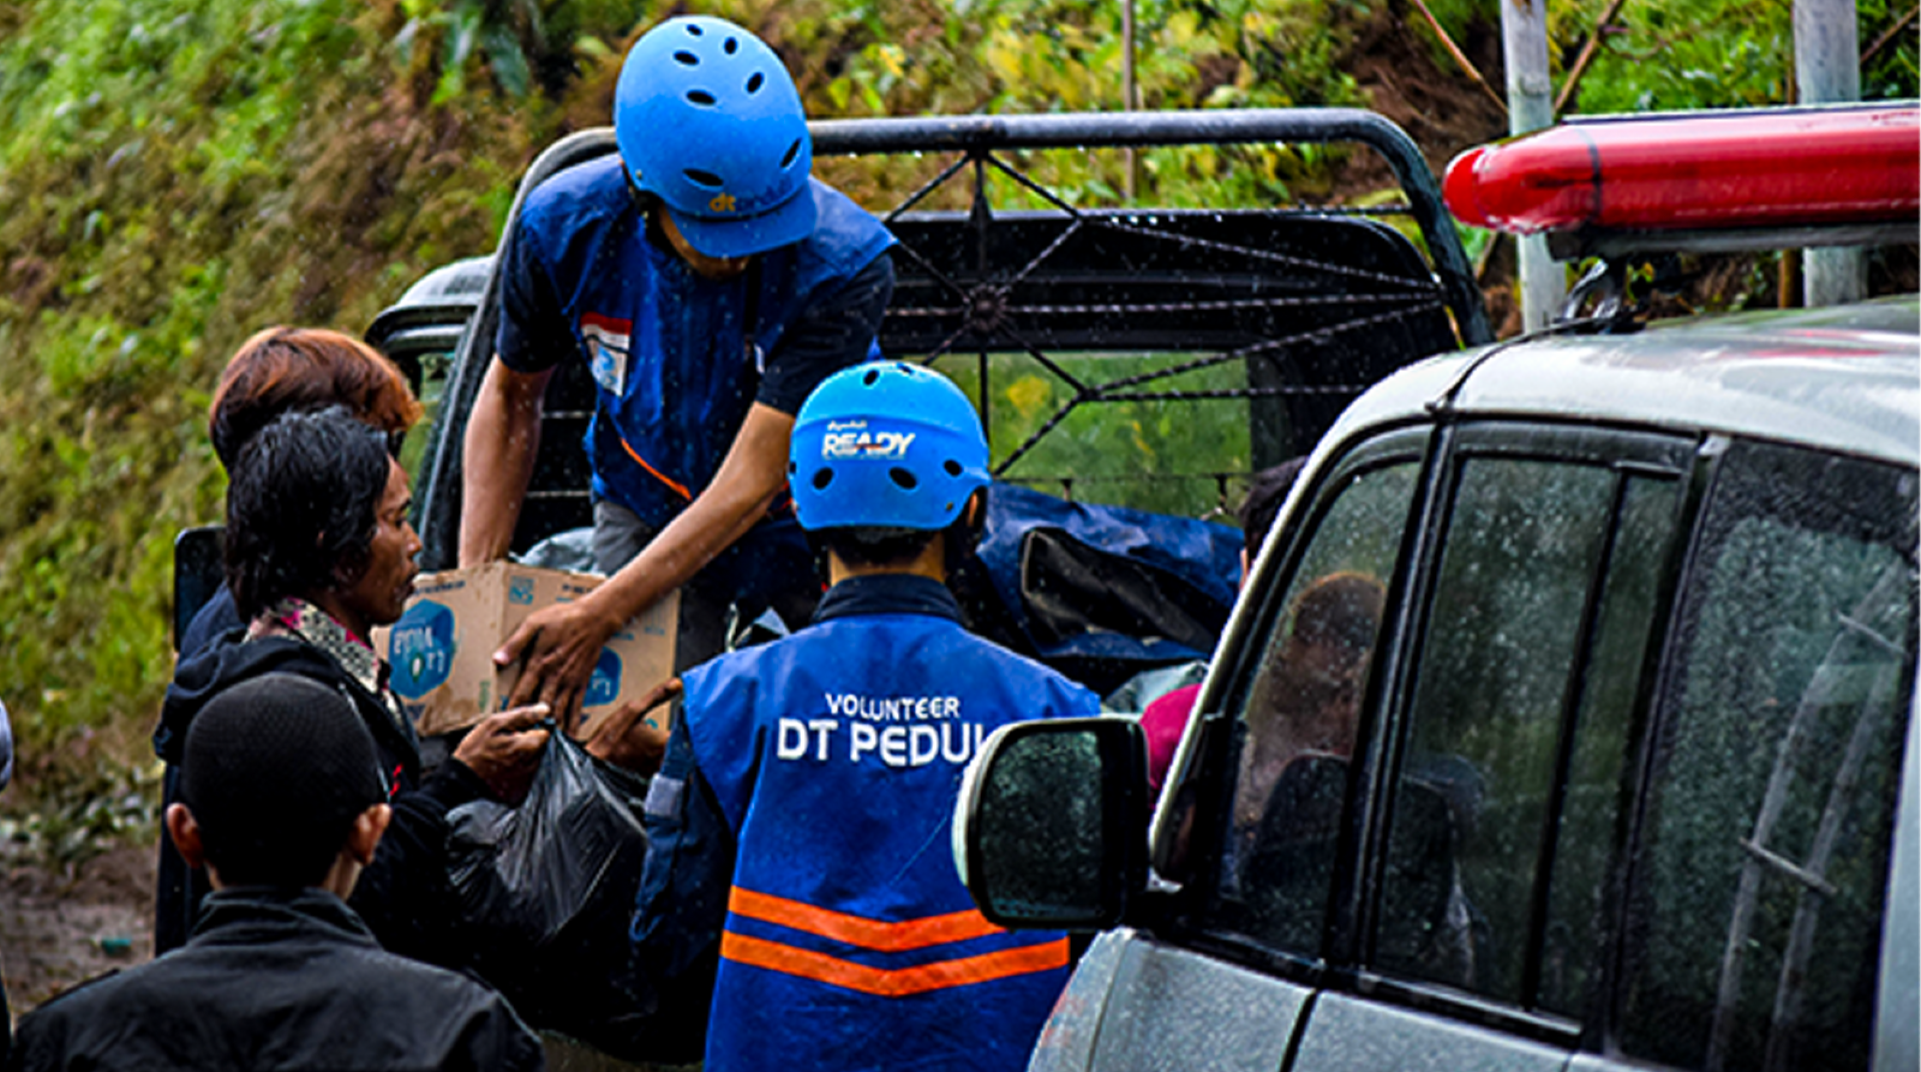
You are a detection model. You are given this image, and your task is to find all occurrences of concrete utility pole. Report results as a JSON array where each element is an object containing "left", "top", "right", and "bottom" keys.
[
  {"left": 1502, "top": 0, "right": 1563, "bottom": 332},
  {"left": 1796, "top": 0, "right": 1866, "bottom": 306}
]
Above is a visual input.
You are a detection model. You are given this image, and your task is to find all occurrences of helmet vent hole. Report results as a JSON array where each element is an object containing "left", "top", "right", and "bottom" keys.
[
  {"left": 746, "top": 72, "right": 764, "bottom": 94},
  {"left": 684, "top": 168, "right": 724, "bottom": 187},
  {"left": 685, "top": 23, "right": 703, "bottom": 35},
  {"left": 889, "top": 468, "right": 919, "bottom": 490},
  {"left": 862, "top": 369, "right": 881, "bottom": 385},
  {"left": 673, "top": 50, "right": 699, "bottom": 66},
  {"left": 781, "top": 138, "right": 802, "bottom": 168},
  {"left": 787, "top": 461, "right": 797, "bottom": 475},
  {"left": 944, "top": 459, "right": 963, "bottom": 477},
  {"left": 724, "top": 36, "right": 739, "bottom": 54},
  {"left": 812, "top": 468, "right": 834, "bottom": 490},
  {"left": 686, "top": 89, "right": 717, "bottom": 106}
]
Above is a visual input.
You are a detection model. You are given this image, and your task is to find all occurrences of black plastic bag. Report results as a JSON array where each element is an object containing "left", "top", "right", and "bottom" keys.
[
  {"left": 447, "top": 731, "right": 653, "bottom": 1044},
  {"left": 450, "top": 730, "right": 648, "bottom": 944}
]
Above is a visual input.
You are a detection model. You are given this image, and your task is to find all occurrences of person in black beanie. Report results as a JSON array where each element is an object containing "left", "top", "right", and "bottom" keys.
[{"left": 7, "top": 673, "right": 544, "bottom": 1072}]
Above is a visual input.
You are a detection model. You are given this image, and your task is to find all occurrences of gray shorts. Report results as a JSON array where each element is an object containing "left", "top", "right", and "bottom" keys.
[{"left": 593, "top": 500, "right": 818, "bottom": 671}]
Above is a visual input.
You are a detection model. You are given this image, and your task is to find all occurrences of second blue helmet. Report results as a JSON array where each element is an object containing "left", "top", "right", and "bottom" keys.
[{"left": 790, "top": 363, "right": 990, "bottom": 532}]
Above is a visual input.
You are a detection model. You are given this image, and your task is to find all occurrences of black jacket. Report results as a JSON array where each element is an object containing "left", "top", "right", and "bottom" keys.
[
  {"left": 154, "top": 630, "right": 488, "bottom": 966},
  {"left": 7, "top": 887, "right": 543, "bottom": 1071},
  {"left": 178, "top": 583, "right": 243, "bottom": 665}
]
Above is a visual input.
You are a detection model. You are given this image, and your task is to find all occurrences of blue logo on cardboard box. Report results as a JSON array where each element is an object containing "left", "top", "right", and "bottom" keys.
[
  {"left": 389, "top": 601, "right": 455, "bottom": 699},
  {"left": 584, "top": 648, "right": 622, "bottom": 707},
  {"left": 508, "top": 576, "right": 535, "bottom": 605}
]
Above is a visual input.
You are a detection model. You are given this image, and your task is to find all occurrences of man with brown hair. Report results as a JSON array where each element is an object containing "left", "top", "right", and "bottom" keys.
[{"left": 178, "top": 326, "right": 425, "bottom": 660}]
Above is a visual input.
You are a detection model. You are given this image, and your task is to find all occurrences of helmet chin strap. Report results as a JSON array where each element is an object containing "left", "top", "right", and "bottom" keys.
[
  {"left": 942, "top": 490, "right": 988, "bottom": 579},
  {"left": 808, "top": 532, "right": 833, "bottom": 588}
]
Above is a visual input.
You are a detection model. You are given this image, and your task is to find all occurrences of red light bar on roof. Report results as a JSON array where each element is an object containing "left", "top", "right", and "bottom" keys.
[{"left": 1444, "top": 105, "right": 1920, "bottom": 238}]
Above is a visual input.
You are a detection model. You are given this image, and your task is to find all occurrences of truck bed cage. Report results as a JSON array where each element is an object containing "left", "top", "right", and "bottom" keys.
[{"left": 405, "top": 109, "right": 1486, "bottom": 569}]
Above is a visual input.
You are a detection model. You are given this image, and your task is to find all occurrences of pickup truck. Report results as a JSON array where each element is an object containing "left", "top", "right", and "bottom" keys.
[
  {"left": 341, "top": 109, "right": 1490, "bottom": 694},
  {"left": 171, "top": 107, "right": 1489, "bottom": 1066},
  {"left": 953, "top": 104, "right": 1919, "bottom": 1072}
]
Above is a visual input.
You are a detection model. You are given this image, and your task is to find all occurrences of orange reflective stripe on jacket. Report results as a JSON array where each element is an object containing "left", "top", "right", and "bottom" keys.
[
  {"left": 720, "top": 931, "right": 1069, "bottom": 997},
  {"left": 618, "top": 433, "right": 694, "bottom": 502},
  {"left": 729, "top": 887, "right": 1002, "bottom": 952},
  {"left": 617, "top": 432, "right": 795, "bottom": 513},
  {"left": 721, "top": 886, "right": 1069, "bottom": 995}
]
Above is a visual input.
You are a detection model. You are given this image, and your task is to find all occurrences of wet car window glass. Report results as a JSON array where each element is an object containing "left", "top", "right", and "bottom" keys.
[
  {"left": 1536, "top": 474, "right": 1679, "bottom": 1016},
  {"left": 1217, "top": 461, "right": 1419, "bottom": 954},
  {"left": 1619, "top": 440, "right": 1916, "bottom": 1072},
  {"left": 1376, "top": 457, "right": 1615, "bottom": 999}
]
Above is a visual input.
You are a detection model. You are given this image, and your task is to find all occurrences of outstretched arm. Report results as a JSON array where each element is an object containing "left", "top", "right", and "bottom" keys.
[
  {"left": 494, "top": 403, "right": 792, "bottom": 720},
  {"left": 493, "top": 251, "right": 895, "bottom": 720},
  {"left": 460, "top": 358, "right": 552, "bottom": 567}
]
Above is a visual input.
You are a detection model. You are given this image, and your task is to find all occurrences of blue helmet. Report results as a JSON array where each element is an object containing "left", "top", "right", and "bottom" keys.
[
  {"left": 615, "top": 16, "right": 816, "bottom": 259},
  {"left": 790, "top": 362, "right": 990, "bottom": 532}
]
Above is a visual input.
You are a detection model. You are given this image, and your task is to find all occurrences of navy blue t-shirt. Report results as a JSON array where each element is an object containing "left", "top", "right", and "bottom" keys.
[{"left": 495, "top": 156, "right": 896, "bottom": 534}]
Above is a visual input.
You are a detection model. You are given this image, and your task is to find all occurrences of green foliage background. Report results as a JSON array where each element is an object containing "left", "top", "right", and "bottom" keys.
[{"left": 0, "top": 0, "right": 1912, "bottom": 834}]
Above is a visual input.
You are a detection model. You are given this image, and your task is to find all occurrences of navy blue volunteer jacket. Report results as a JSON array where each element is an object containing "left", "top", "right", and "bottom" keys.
[
  {"left": 633, "top": 573, "right": 1101, "bottom": 1071},
  {"left": 499, "top": 156, "right": 894, "bottom": 607}
]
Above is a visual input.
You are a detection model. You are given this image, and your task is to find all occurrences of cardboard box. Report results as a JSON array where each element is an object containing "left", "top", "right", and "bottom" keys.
[{"left": 381, "top": 562, "right": 677, "bottom": 740}]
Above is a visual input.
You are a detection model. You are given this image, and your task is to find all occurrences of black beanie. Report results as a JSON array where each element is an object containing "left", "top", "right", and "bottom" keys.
[{"left": 180, "top": 673, "right": 387, "bottom": 888}]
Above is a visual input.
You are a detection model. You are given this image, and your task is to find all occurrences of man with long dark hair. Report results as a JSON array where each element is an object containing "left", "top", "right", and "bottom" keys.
[{"left": 156, "top": 408, "right": 550, "bottom": 966}]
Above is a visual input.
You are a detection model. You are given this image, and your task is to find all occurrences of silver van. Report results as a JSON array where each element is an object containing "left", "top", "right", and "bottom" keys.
[{"left": 956, "top": 295, "right": 1919, "bottom": 1072}]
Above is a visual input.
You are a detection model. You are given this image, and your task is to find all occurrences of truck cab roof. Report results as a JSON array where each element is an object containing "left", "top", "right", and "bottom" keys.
[{"left": 1330, "top": 296, "right": 1921, "bottom": 470}]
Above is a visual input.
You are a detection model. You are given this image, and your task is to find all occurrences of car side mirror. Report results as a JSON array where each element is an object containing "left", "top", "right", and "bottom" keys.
[{"left": 954, "top": 717, "right": 1149, "bottom": 931}]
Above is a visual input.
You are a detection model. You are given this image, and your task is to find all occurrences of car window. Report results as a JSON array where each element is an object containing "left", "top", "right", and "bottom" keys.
[
  {"left": 1367, "top": 427, "right": 1689, "bottom": 1015},
  {"left": 1536, "top": 473, "right": 1678, "bottom": 1016},
  {"left": 1376, "top": 456, "right": 1612, "bottom": 996},
  {"left": 1205, "top": 455, "right": 1421, "bottom": 956},
  {"left": 1618, "top": 439, "right": 1916, "bottom": 1072}
]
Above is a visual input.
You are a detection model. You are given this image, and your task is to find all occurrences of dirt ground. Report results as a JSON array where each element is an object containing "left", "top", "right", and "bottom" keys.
[{"left": 2, "top": 841, "right": 156, "bottom": 1026}]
